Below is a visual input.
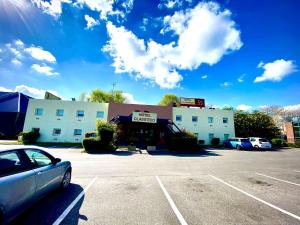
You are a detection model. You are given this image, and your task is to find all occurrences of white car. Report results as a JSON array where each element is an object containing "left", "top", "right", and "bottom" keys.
[{"left": 249, "top": 137, "right": 272, "bottom": 149}]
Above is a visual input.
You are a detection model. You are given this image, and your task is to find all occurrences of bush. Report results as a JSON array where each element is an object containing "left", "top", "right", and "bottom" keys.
[
  {"left": 211, "top": 137, "right": 220, "bottom": 146},
  {"left": 22, "top": 131, "right": 40, "bottom": 144},
  {"left": 85, "top": 132, "right": 97, "bottom": 138},
  {"left": 168, "top": 132, "right": 199, "bottom": 152},
  {"left": 271, "top": 138, "right": 282, "bottom": 147},
  {"left": 82, "top": 137, "right": 116, "bottom": 153},
  {"left": 99, "top": 127, "right": 114, "bottom": 145},
  {"left": 198, "top": 140, "right": 205, "bottom": 145}
]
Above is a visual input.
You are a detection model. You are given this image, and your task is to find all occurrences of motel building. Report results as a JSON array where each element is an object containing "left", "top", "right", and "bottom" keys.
[{"left": 23, "top": 97, "right": 235, "bottom": 148}]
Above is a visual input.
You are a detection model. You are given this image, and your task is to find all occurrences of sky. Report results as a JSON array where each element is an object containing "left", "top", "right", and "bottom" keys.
[{"left": 0, "top": 0, "right": 299, "bottom": 110}]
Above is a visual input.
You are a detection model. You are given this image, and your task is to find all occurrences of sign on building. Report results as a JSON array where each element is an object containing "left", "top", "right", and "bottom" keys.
[
  {"left": 132, "top": 112, "right": 157, "bottom": 123},
  {"left": 179, "top": 97, "right": 205, "bottom": 107}
]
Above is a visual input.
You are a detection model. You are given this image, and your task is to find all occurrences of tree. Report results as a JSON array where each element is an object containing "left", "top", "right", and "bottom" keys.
[
  {"left": 234, "top": 111, "right": 280, "bottom": 140},
  {"left": 90, "top": 89, "right": 125, "bottom": 103},
  {"left": 222, "top": 106, "right": 234, "bottom": 111},
  {"left": 78, "top": 92, "right": 90, "bottom": 102},
  {"left": 159, "top": 94, "right": 179, "bottom": 106}
]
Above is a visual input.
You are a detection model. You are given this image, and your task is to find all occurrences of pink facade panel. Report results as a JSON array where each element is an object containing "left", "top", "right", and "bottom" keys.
[{"left": 108, "top": 102, "right": 173, "bottom": 121}]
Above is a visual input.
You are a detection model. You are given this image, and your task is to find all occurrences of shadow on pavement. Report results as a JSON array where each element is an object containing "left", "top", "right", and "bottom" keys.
[
  {"left": 148, "top": 149, "right": 220, "bottom": 157},
  {"left": 10, "top": 183, "right": 86, "bottom": 225}
]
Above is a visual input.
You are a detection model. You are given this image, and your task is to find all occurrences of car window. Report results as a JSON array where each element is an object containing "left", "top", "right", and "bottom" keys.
[
  {"left": 259, "top": 138, "right": 268, "bottom": 142},
  {"left": 0, "top": 151, "right": 25, "bottom": 177},
  {"left": 24, "top": 149, "right": 53, "bottom": 167},
  {"left": 241, "top": 139, "right": 249, "bottom": 142}
]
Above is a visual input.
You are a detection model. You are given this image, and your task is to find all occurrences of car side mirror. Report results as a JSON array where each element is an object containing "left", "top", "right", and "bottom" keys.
[{"left": 54, "top": 158, "right": 61, "bottom": 164}]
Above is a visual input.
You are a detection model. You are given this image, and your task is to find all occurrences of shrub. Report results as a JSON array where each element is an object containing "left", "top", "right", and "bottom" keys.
[
  {"left": 82, "top": 137, "right": 102, "bottom": 152},
  {"left": 99, "top": 127, "right": 114, "bottom": 145},
  {"left": 198, "top": 140, "right": 205, "bottom": 145},
  {"left": 85, "top": 132, "right": 97, "bottom": 138},
  {"left": 211, "top": 137, "right": 220, "bottom": 146},
  {"left": 168, "top": 132, "right": 199, "bottom": 152},
  {"left": 22, "top": 131, "right": 40, "bottom": 144},
  {"left": 271, "top": 138, "right": 282, "bottom": 147}
]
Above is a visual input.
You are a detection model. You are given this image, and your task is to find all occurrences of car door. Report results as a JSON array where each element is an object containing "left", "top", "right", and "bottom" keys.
[
  {"left": 0, "top": 150, "right": 36, "bottom": 222},
  {"left": 23, "top": 149, "right": 62, "bottom": 198}
]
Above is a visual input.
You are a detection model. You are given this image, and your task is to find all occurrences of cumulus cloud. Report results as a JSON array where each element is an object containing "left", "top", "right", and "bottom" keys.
[
  {"left": 103, "top": 2, "right": 242, "bottom": 88},
  {"left": 237, "top": 104, "right": 253, "bottom": 111},
  {"left": 31, "top": 0, "right": 71, "bottom": 18},
  {"left": 11, "top": 58, "right": 22, "bottom": 66},
  {"left": 284, "top": 104, "right": 300, "bottom": 112},
  {"left": 0, "top": 85, "right": 59, "bottom": 99},
  {"left": 158, "top": 0, "right": 192, "bottom": 10},
  {"left": 201, "top": 75, "right": 208, "bottom": 79},
  {"left": 254, "top": 59, "right": 297, "bottom": 83},
  {"left": 237, "top": 74, "right": 245, "bottom": 82},
  {"left": 31, "top": 64, "right": 59, "bottom": 76},
  {"left": 25, "top": 46, "right": 56, "bottom": 63},
  {"left": 84, "top": 14, "right": 100, "bottom": 29},
  {"left": 122, "top": 92, "right": 144, "bottom": 104}
]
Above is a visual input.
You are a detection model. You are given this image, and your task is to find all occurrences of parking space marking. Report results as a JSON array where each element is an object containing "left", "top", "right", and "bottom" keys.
[
  {"left": 209, "top": 175, "right": 300, "bottom": 221},
  {"left": 52, "top": 177, "right": 98, "bottom": 225},
  {"left": 155, "top": 176, "right": 188, "bottom": 225},
  {"left": 256, "top": 173, "right": 300, "bottom": 187},
  {"left": 295, "top": 170, "right": 300, "bottom": 173}
]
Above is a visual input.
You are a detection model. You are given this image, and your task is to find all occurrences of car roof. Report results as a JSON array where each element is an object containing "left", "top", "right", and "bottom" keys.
[{"left": 0, "top": 145, "right": 46, "bottom": 152}]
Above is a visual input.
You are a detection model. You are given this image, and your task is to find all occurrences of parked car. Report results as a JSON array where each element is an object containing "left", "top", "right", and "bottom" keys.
[
  {"left": 223, "top": 138, "right": 253, "bottom": 150},
  {"left": 248, "top": 137, "right": 272, "bottom": 149},
  {"left": 0, "top": 145, "right": 72, "bottom": 225}
]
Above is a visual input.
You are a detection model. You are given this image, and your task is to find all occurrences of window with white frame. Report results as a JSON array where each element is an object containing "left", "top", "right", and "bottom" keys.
[
  {"left": 208, "top": 117, "right": 214, "bottom": 123},
  {"left": 53, "top": 128, "right": 61, "bottom": 136},
  {"left": 35, "top": 108, "right": 43, "bottom": 116},
  {"left": 176, "top": 115, "right": 182, "bottom": 122},
  {"left": 74, "top": 129, "right": 82, "bottom": 136},
  {"left": 56, "top": 109, "right": 64, "bottom": 117},
  {"left": 209, "top": 133, "right": 214, "bottom": 140},
  {"left": 77, "top": 110, "right": 84, "bottom": 117},
  {"left": 192, "top": 116, "right": 198, "bottom": 122},
  {"left": 96, "top": 111, "right": 104, "bottom": 119},
  {"left": 223, "top": 117, "right": 228, "bottom": 124}
]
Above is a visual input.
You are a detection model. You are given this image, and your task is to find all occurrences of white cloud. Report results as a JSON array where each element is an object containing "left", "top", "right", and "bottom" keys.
[
  {"left": 122, "top": 92, "right": 144, "bottom": 104},
  {"left": 25, "top": 46, "right": 56, "bottom": 63},
  {"left": 237, "top": 74, "right": 245, "bottom": 82},
  {"left": 31, "top": 64, "right": 59, "bottom": 76},
  {"left": 220, "top": 81, "right": 232, "bottom": 87},
  {"left": 84, "top": 14, "right": 100, "bottom": 29},
  {"left": 284, "top": 104, "right": 300, "bottom": 112},
  {"left": 158, "top": 0, "right": 192, "bottom": 10},
  {"left": 254, "top": 59, "right": 297, "bottom": 83},
  {"left": 103, "top": 2, "right": 242, "bottom": 88},
  {"left": 31, "top": 0, "right": 71, "bottom": 17},
  {"left": 15, "top": 39, "right": 24, "bottom": 47},
  {"left": 201, "top": 75, "right": 208, "bottom": 79},
  {"left": 0, "top": 85, "right": 59, "bottom": 99},
  {"left": 237, "top": 104, "right": 253, "bottom": 111},
  {"left": 11, "top": 58, "right": 22, "bottom": 66}
]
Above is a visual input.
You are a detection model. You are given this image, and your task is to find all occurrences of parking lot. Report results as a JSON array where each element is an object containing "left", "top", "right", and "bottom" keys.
[{"left": 9, "top": 147, "right": 300, "bottom": 225}]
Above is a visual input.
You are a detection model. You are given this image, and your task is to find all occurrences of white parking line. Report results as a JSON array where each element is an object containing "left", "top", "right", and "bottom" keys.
[
  {"left": 294, "top": 170, "right": 300, "bottom": 173},
  {"left": 155, "top": 176, "right": 188, "bottom": 225},
  {"left": 209, "top": 175, "right": 300, "bottom": 221},
  {"left": 52, "top": 177, "right": 98, "bottom": 225},
  {"left": 256, "top": 173, "right": 300, "bottom": 187}
]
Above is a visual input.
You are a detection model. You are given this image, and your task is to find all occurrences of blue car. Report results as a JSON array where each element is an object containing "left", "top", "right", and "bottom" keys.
[{"left": 223, "top": 138, "right": 253, "bottom": 150}]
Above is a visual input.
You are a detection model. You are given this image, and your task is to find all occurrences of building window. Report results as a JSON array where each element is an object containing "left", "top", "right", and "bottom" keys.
[
  {"left": 224, "top": 134, "right": 229, "bottom": 140},
  {"left": 209, "top": 133, "right": 214, "bottom": 140},
  {"left": 176, "top": 115, "right": 182, "bottom": 122},
  {"left": 96, "top": 111, "right": 104, "bottom": 119},
  {"left": 35, "top": 108, "right": 43, "bottom": 116},
  {"left": 208, "top": 117, "right": 213, "bottom": 123},
  {"left": 223, "top": 117, "right": 228, "bottom": 124},
  {"left": 56, "top": 109, "right": 64, "bottom": 117},
  {"left": 77, "top": 110, "right": 84, "bottom": 117},
  {"left": 32, "top": 128, "right": 40, "bottom": 133},
  {"left": 53, "top": 128, "right": 61, "bottom": 136},
  {"left": 192, "top": 116, "right": 198, "bottom": 122},
  {"left": 74, "top": 129, "right": 82, "bottom": 136}
]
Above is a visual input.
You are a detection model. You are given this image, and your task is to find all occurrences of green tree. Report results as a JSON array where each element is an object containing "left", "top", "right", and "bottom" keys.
[
  {"left": 159, "top": 94, "right": 179, "bottom": 106},
  {"left": 222, "top": 106, "right": 234, "bottom": 111},
  {"left": 90, "top": 89, "right": 125, "bottom": 103},
  {"left": 234, "top": 111, "right": 280, "bottom": 140}
]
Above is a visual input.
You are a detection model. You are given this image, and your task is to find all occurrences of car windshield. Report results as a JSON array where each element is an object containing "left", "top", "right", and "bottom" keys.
[
  {"left": 241, "top": 139, "right": 249, "bottom": 142},
  {"left": 259, "top": 138, "right": 269, "bottom": 142}
]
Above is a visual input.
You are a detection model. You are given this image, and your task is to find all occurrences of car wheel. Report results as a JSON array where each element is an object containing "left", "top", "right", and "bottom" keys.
[
  {"left": 236, "top": 145, "right": 241, "bottom": 150},
  {"left": 61, "top": 170, "right": 71, "bottom": 190},
  {"left": 254, "top": 145, "right": 259, "bottom": 150}
]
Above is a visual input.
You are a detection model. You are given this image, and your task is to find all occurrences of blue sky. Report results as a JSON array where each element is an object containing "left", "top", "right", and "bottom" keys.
[{"left": 0, "top": 0, "right": 299, "bottom": 110}]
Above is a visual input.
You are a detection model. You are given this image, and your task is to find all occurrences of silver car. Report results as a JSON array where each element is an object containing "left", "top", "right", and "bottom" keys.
[{"left": 0, "top": 145, "right": 72, "bottom": 225}]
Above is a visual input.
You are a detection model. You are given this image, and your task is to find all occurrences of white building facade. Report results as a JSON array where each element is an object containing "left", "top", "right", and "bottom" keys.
[
  {"left": 23, "top": 99, "right": 108, "bottom": 143},
  {"left": 173, "top": 107, "right": 235, "bottom": 144}
]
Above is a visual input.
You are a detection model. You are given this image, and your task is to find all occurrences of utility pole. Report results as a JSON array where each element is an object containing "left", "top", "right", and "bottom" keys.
[{"left": 112, "top": 82, "right": 117, "bottom": 95}]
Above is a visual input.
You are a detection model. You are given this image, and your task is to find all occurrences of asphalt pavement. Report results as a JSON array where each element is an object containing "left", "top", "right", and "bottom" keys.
[{"left": 8, "top": 147, "right": 300, "bottom": 225}]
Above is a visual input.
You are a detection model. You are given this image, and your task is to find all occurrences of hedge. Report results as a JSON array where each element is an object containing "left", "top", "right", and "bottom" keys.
[
  {"left": 271, "top": 138, "right": 282, "bottom": 147},
  {"left": 82, "top": 137, "right": 116, "bottom": 153},
  {"left": 22, "top": 131, "right": 40, "bottom": 144},
  {"left": 168, "top": 135, "right": 199, "bottom": 152},
  {"left": 211, "top": 137, "right": 220, "bottom": 146}
]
